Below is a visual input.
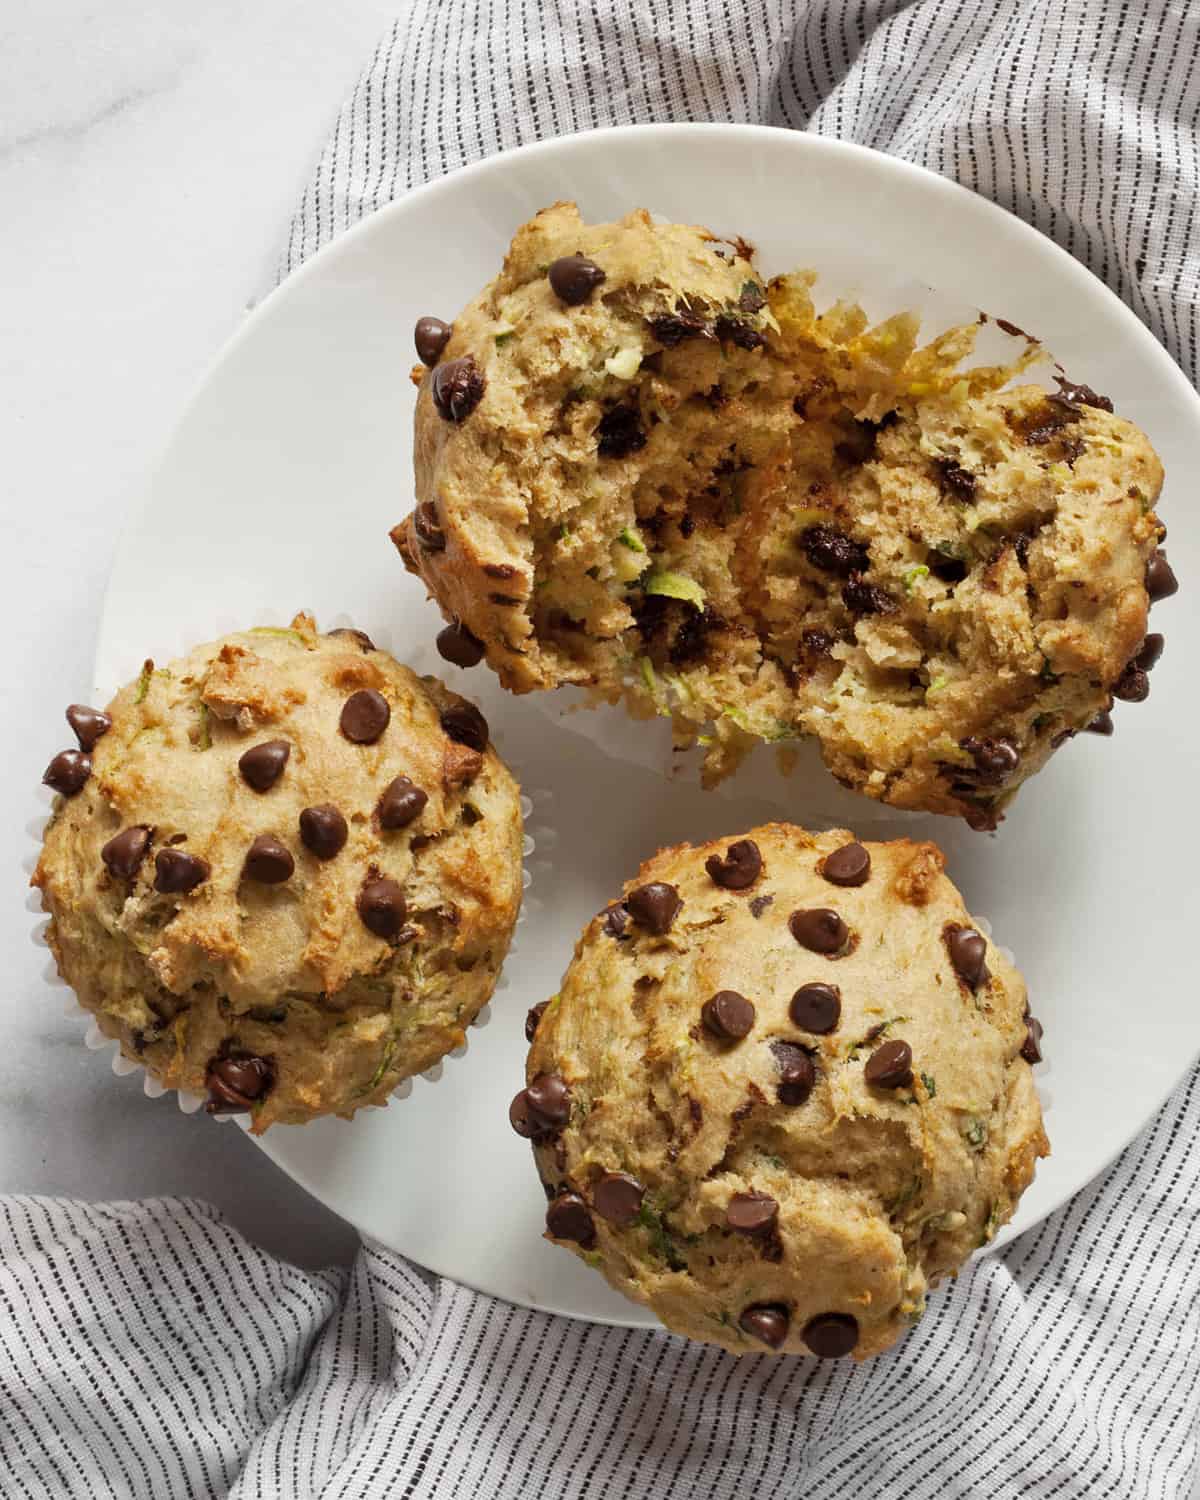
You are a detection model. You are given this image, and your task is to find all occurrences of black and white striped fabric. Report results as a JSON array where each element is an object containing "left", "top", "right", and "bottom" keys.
[{"left": 8, "top": 4, "right": 1200, "bottom": 1495}]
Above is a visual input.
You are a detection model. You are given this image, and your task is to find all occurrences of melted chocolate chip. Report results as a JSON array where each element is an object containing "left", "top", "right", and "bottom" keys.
[
  {"left": 593, "top": 1172, "right": 644, "bottom": 1226},
  {"left": 626, "top": 882, "right": 682, "bottom": 935},
  {"left": 961, "top": 736, "right": 1020, "bottom": 785},
  {"left": 238, "top": 740, "right": 290, "bottom": 793},
  {"left": 101, "top": 825, "right": 152, "bottom": 881},
  {"left": 701, "top": 990, "right": 756, "bottom": 1042},
  {"left": 821, "top": 842, "right": 870, "bottom": 888},
  {"left": 726, "top": 1191, "right": 778, "bottom": 1236},
  {"left": 436, "top": 621, "right": 485, "bottom": 667},
  {"left": 1134, "top": 633, "right": 1164, "bottom": 672},
  {"left": 548, "top": 255, "right": 607, "bottom": 305},
  {"left": 413, "top": 501, "right": 446, "bottom": 552},
  {"left": 789, "top": 983, "right": 841, "bottom": 1035},
  {"left": 1021, "top": 1015, "right": 1044, "bottom": 1064},
  {"left": 524, "top": 1002, "right": 549, "bottom": 1044},
  {"left": 945, "top": 925, "right": 990, "bottom": 989},
  {"left": 525, "top": 1073, "right": 572, "bottom": 1132},
  {"left": 714, "top": 314, "right": 766, "bottom": 351},
  {"left": 66, "top": 704, "right": 111, "bottom": 752},
  {"left": 431, "top": 355, "right": 486, "bottom": 423},
  {"left": 596, "top": 403, "right": 647, "bottom": 460},
  {"left": 153, "top": 848, "right": 210, "bottom": 895},
  {"left": 357, "top": 876, "right": 407, "bottom": 939},
  {"left": 1020, "top": 394, "right": 1082, "bottom": 446},
  {"left": 739, "top": 1303, "right": 789, "bottom": 1348},
  {"left": 377, "top": 776, "right": 428, "bottom": 830},
  {"left": 802, "top": 628, "right": 835, "bottom": 658},
  {"left": 340, "top": 689, "right": 390, "bottom": 744},
  {"left": 771, "top": 1041, "right": 816, "bottom": 1106},
  {"left": 414, "top": 316, "right": 452, "bottom": 367},
  {"left": 243, "top": 834, "right": 294, "bottom": 884},
  {"left": 864, "top": 1039, "right": 913, "bottom": 1089},
  {"left": 801, "top": 525, "right": 869, "bottom": 576},
  {"left": 928, "top": 551, "right": 968, "bottom": 584},
  {"left": 1055, "top": 377, "right": 1112, "bottom": 412},
  {"left": 842, "top": 579, "right": 897, "bottom": 616},
  {"left": 326, "top": 627, "right": 376, "bottom": 651},
  {"left": 669, "top": 605, "right": 719, "bottom": 668},
  {"left": 739, "top": 282, "right": 767, "bottom": 312},
  {"left": 299, "top": 804, "right": 348, "bottom": 860},
  {"left": 439, "top": 702, "right": 489, "bottom": 751},
  {"left": 802, "top": 1312, "right": 859, "bottom": 1358},
  {"left": 934, "top": 458, "right": 978, "bottom": 502},
  {"left": 788, "top": 908, "right": 848, "bottom": 955},
  {"left": 546, "top": 1192, "right": 596, "bottom": 1247},
  {"left": 1145, "top": 550, "right": 1178, "bottom": 603},
  {"left": 205, "top": 1053, "right": 273, "bottom": 1114},
  {"left": 43, "top": 750, "right": 91, "bottom": 797},
  {"left": 602, "top": 902, "right": 629, "bottom": 938},
  {"left": 1084, "top": 709, "right": 1114, "bottom": 736},
  {"left": 704, "top": 839, "right": 763, "bottom": 891},
  {"left": 646, "top": 310, "right": 710, "bottom": 346}
]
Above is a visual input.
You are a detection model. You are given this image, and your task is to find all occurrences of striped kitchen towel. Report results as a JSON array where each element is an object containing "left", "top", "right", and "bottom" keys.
[{"left": 6, "top": 2, "right": 1200, "bottom": 1496}]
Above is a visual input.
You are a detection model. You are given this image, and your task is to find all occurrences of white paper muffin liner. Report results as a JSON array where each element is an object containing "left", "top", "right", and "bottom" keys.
[{"left": 26, "top": 610, "right": 546, "bottom": 1130}]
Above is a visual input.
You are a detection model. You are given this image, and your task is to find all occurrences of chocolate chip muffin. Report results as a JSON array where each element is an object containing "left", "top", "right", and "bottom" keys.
[
  {"left": 394, "top": 201, "right": 1173, "bottom": 828},
  {"left": 512, "top": 823, "right": 1047, "bottom": 1359},
  {"left": 34, "top": 613, "right": 522, "bottom": 1130}
]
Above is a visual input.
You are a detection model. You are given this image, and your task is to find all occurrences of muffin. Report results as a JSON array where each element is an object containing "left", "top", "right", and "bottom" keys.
[
  {"left": 395, "top": 202, "right": 1175, "bottom": 828},
  {"left": 34, "top": 613, "right": 523, "bottom": 1130},
  {"left": 511, "top": 823, "right": 1047, "bottom": 1358}
]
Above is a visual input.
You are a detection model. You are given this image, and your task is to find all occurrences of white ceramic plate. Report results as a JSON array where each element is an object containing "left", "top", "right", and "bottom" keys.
[{"left": 93, "top": 124, "right": 1198, "bottom": 1329}]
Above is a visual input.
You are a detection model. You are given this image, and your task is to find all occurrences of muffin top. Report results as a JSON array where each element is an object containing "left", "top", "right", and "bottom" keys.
[
  {"left": 514, "top": 823, "right": 1047, "bottom": 1359},
  {"left": 34, "top": 613, "right": 523, "bottom": 1129},
  {"left": 396, "top": 202, "right": 1173, "bottom": 827}
]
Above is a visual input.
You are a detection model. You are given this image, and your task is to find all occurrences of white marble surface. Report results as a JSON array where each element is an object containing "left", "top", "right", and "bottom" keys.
[{"left": 2, "top": 0, "right": 397, "bottom": 1268}]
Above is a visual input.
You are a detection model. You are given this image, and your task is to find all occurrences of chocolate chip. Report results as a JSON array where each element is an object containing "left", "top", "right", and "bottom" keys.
[
  {"left": 704, "top": 839, "right": 763, "bottom": 891},
  {"left": 591, "top": 1172, "right": 644, "bottom": 1227},
  {"left": 509, "top": 1091, "right": 537, "bottom": 1138},
  {"left": 546, "top": 1192, "right": 596, "bottom": 1247},
  {"left": 439, "top": 702, "right": 489, "bottom": 752},
  {"left": 42, "top": 749, "right": 91, "bottom": 797},
  {"left": 802, "top": 1312, "right": 859, "bottom": 1358},
  {"left": 626, "top": 882, "right": 682, "bottom": 935},
  {"left": 726, "top": 1191, "right": 778, "bottom": 1235},
  {"left": 1021, "top": 1015, "right": 1044, "bottom": 1064},
  {"left": 934, "top": 458, "right": 978, "bottom": 502},
  {"left": 377, "top": 776, "right": 428, "bottom": 830},
  {"left": 738, "top": 1303, "right": 789, "bottom": 1348},
  {"left": 714, "top": 315, "right": 766, "bottom": 351},
  {"left": 789, "top": 908, "right": 848, "bottom": 955},
  {"left": 66, "top": 704, "right": 111, "bottom": 752},
  {"left": 928, "top": 551, "right": 968, "bottom": 584},
  {"left": 436, "top": 621, "right": 485, "bottom": 667},
  {"left": 205, "top": 1054, "right": 273, "bottom": 1115},
  {"left": 842, "top": 579, "right": 897, "bottom": 616},
  {"left": 945, "top": 925, "right": 990, "bottom": 989},
  {"left": 101, "top": 825, "right": 152, "bottom": 881},
  {"left": 525, "top": 1073, "right": 572, "bottom": 1132},
  {"left": 238, "top": 739, "right": 290, "bottom": 792},
  {"left": 243, "top": 834, "right": 294, "bottom": 884},
  {"left": 413, "top": 501, "right": 446, "bottom": 552},
  {"left": 1134, "top": 633, "right": 1164, "bottom": 672},
  {"left": 525, "top": 1002, "right": 549, "bottom": 1044},
  {"left": 789, "top": 983, "right": 841, "bottom": 1035},
  {"left": 800, "top": 525, "right": 869, "bottom": 576},
  {"left": 414, "top": 316, "right": 452, "bottom": 367},
  {"left": 357, "top": 876, "right": 407, "bottom": 939},
  {"left": 548, "top": 254, "right": 606, "bottom": 306},
  {"left": 596, "top": 403, "right": 647, "bottom": 460},
  {"left": 1055, "top": 377, "right": 1112, "bottom": 412},
  {"left": 646, "top": 311, "right": 710, "bottom": 346},
  {"left": 602, "top": 902, "right": 629, "bottom": 938},
  {"left": 153, "top": 848, "right": 210, "bottom": 894},
  {"left": 299, "top": 804, "right": 348, "bottom": 860},
  {"left": 483, "top": 563, "right": 518, "bottom": 580},
  {"left": 961, "top": 736, "right": 1020, "bottom": 785},
  {"left": 801, "top": 628, "right": 835, "bottom": 658},
  {"left": 1145, "top": 550, "right": 1178, "bottom": 603},
  {"left": 326, "top": 627, "right": 375, "bottom": 651},
  {"left": 749, "top": 894, "right": 774, "bottom": 918},
  {"left": 739, "top": 282, "right": 767, "bottom": 312},
  {"left": 821, "top": 842, "right": 870, "bottom": 887},
  {"left": 340, "top": 689, "right": 390, "bottom": 744},
  {"left": 701, "top": 990, "right": 756, "bottom": 1041},
  {"left": 864, "top": 1039, "right": 913, "bottom": 1089},
  {"left": 1112, "top": 664, "right": 1150, "bottom": 702},
  {"left": 1085, "top": 708, "right": 1114, "bottom": 735},
  {"left": 771, "top": 1041, "right": 816, "bottom": 1106},
  {"left": 431, "top": 355, "right": 486, "bottom": 422}
]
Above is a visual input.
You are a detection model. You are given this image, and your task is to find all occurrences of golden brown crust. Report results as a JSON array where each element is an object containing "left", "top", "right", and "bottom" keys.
[
  {"left": 522, "top": 823, "right": 1048, "bottom": 1358},
  {"left": 34, "top": 613, "right": 523, "bottom": 1130}
]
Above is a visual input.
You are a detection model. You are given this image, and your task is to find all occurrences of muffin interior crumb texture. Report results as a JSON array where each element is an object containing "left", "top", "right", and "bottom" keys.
[
  {"left": 34, "top": 613, "right": 523, "bottom": 1130},
  {"left": 514, "top": 823, "right": 1048, "bottom": 1359},
  {"left": 398, "top": 202, "right": 1174, "bottom": 827}
]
